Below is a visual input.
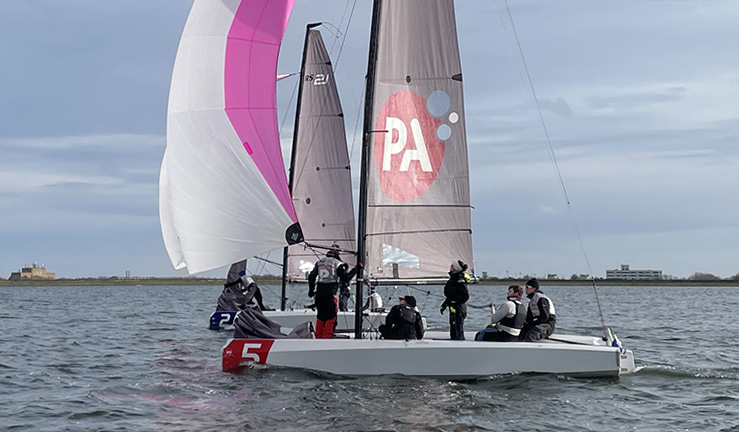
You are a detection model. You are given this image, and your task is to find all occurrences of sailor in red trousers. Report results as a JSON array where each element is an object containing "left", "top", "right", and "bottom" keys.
[{"left": 308, "top": 245, "right": 359, "bottom": 338}]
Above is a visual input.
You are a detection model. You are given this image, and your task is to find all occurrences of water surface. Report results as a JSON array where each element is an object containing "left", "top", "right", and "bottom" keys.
[{"left": 1, "top": 284, "right": 737, "bottom": 431}]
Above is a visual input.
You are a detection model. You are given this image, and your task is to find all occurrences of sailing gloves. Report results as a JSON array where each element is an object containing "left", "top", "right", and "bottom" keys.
[{"left": 440, "top": 303, "right": 457, "bottom": 314}]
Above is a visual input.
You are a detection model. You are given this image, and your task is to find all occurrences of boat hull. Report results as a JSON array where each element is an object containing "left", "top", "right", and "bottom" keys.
[{"left": 222, "top": 336, "right": 635, "bottom": 377}]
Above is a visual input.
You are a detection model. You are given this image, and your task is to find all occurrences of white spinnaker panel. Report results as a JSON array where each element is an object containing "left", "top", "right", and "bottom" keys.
[{"left": 160, "top": 0, "right": 295, "bottom": 274}]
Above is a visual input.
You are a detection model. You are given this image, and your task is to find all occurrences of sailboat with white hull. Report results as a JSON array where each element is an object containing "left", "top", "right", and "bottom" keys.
[
  {"left": 221, "top": 0, "right": 635, "bottom": 377},
  {"left": 161, "top": 0, "right": 634, "bottom": 377}
]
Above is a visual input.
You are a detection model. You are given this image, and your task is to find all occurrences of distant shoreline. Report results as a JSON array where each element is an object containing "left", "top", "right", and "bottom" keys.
[{"left": 1, "top": 277, "right": 737, "bottom": 287}]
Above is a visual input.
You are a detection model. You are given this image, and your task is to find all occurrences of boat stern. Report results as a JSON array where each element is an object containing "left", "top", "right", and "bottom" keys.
[
  {"left": 222, "top": 338, "right": 275, "bottom": 372},
  {"left": 618, "top": 348, "right": 636, "bottom": 375}
]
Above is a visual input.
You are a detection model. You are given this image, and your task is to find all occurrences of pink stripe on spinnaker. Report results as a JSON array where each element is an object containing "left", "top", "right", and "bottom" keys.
[{"left": 224, "top": 0, "right": 297, "bottom": 222}]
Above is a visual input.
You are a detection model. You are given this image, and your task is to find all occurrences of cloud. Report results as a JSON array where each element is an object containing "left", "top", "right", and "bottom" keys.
[
  {"left": 2, "top": 0, "right": 739, "bottom": 279},
  {"left": 0, "top": 133, "right": 163, "bottom": 230},
  {"left": 538, "top": 97, "right": 574, "bottom": 117}
]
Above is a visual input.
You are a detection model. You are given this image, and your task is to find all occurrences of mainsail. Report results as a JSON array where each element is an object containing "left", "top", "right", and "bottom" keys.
[
  {"left": 360, "top": 0, "right": 474, "bottom": 283},
  {"left": 160, "top": 0, "right": 301, "bottom": 274},
  {"left": 283, "top": 26, "right": 356, "bottom": 283}
]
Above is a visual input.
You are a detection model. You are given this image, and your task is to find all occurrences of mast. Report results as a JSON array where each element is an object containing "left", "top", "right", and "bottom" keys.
[
  {"left": 281, "top": 23, "right": 321, "bottom": 311},
  {"left": 355, "top": 0, "right": 382, "bottom": 339}
]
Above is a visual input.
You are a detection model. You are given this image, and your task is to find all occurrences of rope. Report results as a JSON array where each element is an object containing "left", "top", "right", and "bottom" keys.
[{"left": 503, "top": 0, "right": 608, "bottom": 339}]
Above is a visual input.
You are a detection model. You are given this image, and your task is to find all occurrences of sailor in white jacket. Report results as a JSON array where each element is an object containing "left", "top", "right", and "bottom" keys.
[{"left": 475, "top": 285, "right": 527, "bottom": 342}]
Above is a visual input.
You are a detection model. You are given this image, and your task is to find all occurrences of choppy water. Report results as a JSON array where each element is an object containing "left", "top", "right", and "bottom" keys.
[{"left": 1, "top": 283, "right": 738, "bottom": 431}]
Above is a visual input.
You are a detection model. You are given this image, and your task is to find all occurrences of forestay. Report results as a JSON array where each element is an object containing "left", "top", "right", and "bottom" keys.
[{"left": 160, "top": 0, "right": 300, "bottom": 274}]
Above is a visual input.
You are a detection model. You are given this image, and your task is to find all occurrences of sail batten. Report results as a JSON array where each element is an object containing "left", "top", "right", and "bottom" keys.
[{"left": 160, "top": 0, "right": 298, "bottom": 274}]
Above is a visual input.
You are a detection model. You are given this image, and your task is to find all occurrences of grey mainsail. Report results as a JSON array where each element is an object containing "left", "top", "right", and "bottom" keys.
[
  {"left": 284, "top": 27, "right": 356, "bottom": 283},
  {"left": 362, "top": 1, "right": 473, "bottom": 282}
]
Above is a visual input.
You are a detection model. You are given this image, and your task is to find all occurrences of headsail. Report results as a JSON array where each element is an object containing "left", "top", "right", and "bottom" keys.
[
  {"left": 284, "top": 27, "right": 356, "bottom": 283},
  {"left": 361, "top": 0, "right": 473, "bottom": 282},
  {"left": 160, "top": 0, "right": 301, "bottom": 274}
]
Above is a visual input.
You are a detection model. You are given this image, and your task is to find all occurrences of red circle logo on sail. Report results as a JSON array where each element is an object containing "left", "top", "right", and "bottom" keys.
[{"left": 374, "top": 91, "right": 445, "bottom": 202}]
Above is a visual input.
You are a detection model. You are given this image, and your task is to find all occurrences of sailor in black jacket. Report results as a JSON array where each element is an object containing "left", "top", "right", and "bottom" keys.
[
  {"left": 440, "top": 260, "right": 470, "bottom": 340},
  {"left": 380, "top": 295, "right": 424, "bottom": 340},
  {"left": 520, "top": 278, "right": 557, "bottom": 341}
]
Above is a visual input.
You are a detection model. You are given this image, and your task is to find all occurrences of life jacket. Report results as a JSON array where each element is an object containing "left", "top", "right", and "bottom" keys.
[
  {"left": 316, "top": 256, "right": 342, "bottom": 284},
  {"left": 528, "top": 291, "right": 556, "bottom": 324},
  {"left": 386, "top": 305, "right": 420, "bottom": 340},
  {"left": 497, "top": 299, "right": 526, "bottom": 336}
]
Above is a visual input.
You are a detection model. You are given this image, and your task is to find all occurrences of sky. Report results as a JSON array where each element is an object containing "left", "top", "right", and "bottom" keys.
[{"left": 1, "top": 1, "right": 738, "bottom": 279}]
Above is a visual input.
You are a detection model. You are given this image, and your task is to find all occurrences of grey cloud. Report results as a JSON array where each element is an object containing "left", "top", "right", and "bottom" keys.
[
  {"left": 538, "top": 97, "right": 574, "bottom": 117},
  {"left": 587, "top": 86, "right": 687, "bottom": 110}
]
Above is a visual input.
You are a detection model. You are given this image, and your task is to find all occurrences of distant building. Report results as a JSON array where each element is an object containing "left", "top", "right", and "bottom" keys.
[
  {"left": 606, "top": 264, "right": 662, "bottom": 280},
  {"left": 8, "top": 263, "right": 56, "bottom": 281}
]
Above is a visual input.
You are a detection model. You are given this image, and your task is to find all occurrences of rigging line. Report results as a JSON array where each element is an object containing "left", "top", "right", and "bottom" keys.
[
  {"left": 325, "top": 1, "right": 350, "bottom": 55},
  {"left": 389, "top": 283, "right": 445, "bottom": 301},
  {"left": 290, "top": 13, "right": 357, "bottom": 193},
  {"left": 495, "top": 0, "right": 529, "bottom": 91},
  {"left": 347, "top": 79, "right": 366, "bottom": 163},
  {"left": 278, "top": 75, "right": 300, "bottom": 135},
  {"left": 330, "top": 0, "right": 358, "bottom": 74},
  {"left": 244, "top": 261, "right": 280, "bottom": 300},
  {"left": 284, "top": 241, "right": 334, "bottom": 282},
  {"left": 379, "top": 284, "right": 430, "bottom": 316},
  {"left": 503, "top": 0, "right": 607, "bottom": 335},
  {"left": 254, "top": 253, "right": 269, "bottom": 277},
  {"left": 336, "top": 1, "right": 363, "bottom": 165},
  {"left": 280, "top": 2, "right": 352, "bottom": 146}
]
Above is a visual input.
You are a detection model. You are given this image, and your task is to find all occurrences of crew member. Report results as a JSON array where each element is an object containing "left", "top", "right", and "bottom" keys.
[
  {"left": 520, "top": 278, "right": 556, "bottom": 341},
  {"left": 362, "top": 286, "right": 384, "bottom": 312},
  {"left": 475, "top": 285, "right": 526, "bottom": 342},
  {"left": 440, "top": 260, "right": 470, "bottom": 340},
  {"left": 307, "top": 244, "right": 358, "bottom": 338},
  {"left": 379, "top": 296, "right": 424, "bottom": 340}
]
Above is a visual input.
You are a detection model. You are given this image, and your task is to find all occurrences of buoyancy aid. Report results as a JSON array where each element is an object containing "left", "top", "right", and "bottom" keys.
[
  {"left": 497, "top": 299, "right": 526, "bottom": 336},
  {"left": 316, "top": 256, "right": 342, "bottom": 284},
  {"left": 527, "top": 291, "right": 556, "bottom": 325},
  {"left": 386, "top": 305, "right": 421, "bottom": 340}
]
